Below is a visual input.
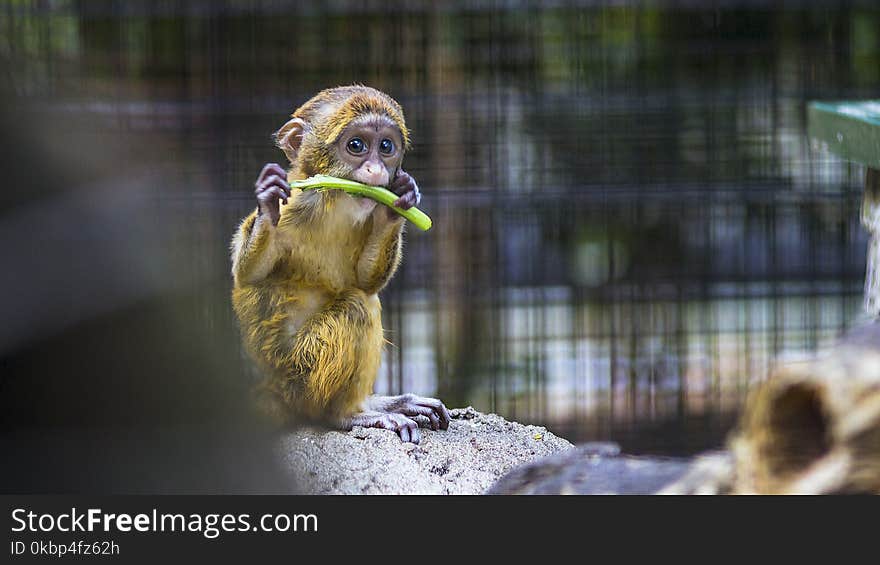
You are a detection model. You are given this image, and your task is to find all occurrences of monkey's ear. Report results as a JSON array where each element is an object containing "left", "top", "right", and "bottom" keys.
[{"left": 274, "top": 117, "right": 308, "bottom": 163}]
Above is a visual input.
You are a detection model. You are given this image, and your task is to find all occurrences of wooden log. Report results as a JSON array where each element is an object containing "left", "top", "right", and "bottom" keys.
[{"left": 729, "top": 323, "right": 880, "bottom": 493}]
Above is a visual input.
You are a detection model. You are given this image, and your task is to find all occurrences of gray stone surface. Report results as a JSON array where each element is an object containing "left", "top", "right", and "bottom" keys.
[
  {"left": 487, "top": 443, "right": 695, "bottom": 494},
  {"left": 277, "top": 406, "right": 574, "bottom": 494}
]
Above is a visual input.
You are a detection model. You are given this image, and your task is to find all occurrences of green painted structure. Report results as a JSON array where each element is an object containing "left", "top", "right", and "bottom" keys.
[
  {"left": 808, "top": 101, "right": 880, "bottom": 169},
  {"left": 809, "top": 100, "right": 880, "bottom": 316}
]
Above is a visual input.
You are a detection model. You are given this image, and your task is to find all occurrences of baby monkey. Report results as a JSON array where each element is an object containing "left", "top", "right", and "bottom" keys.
[{"left": 231, "top": 85, "right": 450, "bottom": 443}]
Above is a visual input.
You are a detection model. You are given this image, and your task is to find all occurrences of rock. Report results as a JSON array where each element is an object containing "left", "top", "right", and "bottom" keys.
[
  {"left": 487, "top": 443, "right": 694, "bottom": 494},
  {"left": 277, "top": 407, "right": 574, "bottom": 494},
  {"left": 657, "top": 452, "right": 735, "bottom": 495}
]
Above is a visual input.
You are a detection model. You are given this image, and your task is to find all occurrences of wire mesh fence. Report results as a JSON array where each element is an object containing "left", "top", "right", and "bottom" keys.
[{"left": 2, "top": 0, "right": 878, "bottom": 453}]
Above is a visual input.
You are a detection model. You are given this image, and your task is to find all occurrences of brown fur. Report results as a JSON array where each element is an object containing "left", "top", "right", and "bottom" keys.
[{"left": 230, "top": 86, "right": 408, "bottom": 425}]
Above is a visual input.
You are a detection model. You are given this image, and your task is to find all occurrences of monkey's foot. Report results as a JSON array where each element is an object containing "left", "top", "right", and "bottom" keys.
[
  {"left": 347, "top": 411, "right": 421, "bottom": 444},
  {"left": 367, "top": 394, "right": 452, "bottom": 431}
]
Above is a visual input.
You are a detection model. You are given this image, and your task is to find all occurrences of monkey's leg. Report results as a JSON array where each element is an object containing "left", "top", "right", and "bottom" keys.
[
  {"left": 343, "top": 411, "right": 422, "bottom": 444},
  {"left": 365, "top": 394, "right": 452, "bottom": 431},
  {"left": 263, "top": 290, "right": 424, "bottom": 443},
  {"left": 281, "top": 289, "right": 381, "bottom": 415}
]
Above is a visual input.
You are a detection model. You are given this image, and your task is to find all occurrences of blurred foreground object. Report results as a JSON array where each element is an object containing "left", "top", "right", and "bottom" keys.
[
  {"left": 0, "top": 88, "right": 288, "bottom": 493},
  {"left": 664, "top": 323, "right": 880, "bottom": 494},
  {"left": 725, "top": 324, "right": 880, "bottom": 494},
  {"left": 492, "top": 324, "right": 880, "bottom": 494}
]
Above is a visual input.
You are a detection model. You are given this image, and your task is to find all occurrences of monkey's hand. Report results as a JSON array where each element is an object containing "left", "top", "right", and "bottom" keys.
[
  {"left": 383, "top": 168, "right": 421, "bottom": 220},
  {"left": 347, "top": 411, "right": 423, "bottom": 444},
  {"left": 254, "top": 163, "right": 291, "bottom": 226},
  {"left": 367, "top": 394, "right": 452, "bottom": 431}
]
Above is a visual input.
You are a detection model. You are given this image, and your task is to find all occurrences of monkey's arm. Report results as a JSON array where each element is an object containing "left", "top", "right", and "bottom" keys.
[
  {"left": 231, "top": 210, "right": 285, "bottom": 286},
  {"left": 356, "top": 169, "right": 420, "bottom": 294},
  {"left": 231, "top": 163, "right": 291, "bottom": 286},
  {"left": 356, "top": 216, "right": 404, "bottom": 294}
]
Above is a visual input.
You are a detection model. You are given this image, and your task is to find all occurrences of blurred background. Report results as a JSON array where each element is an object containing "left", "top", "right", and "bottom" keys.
[{"left": 1, "top": 0, "right": 879, "bottom": 491}]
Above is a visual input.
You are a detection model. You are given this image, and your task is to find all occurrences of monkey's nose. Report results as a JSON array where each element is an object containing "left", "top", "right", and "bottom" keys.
[{"left": 360, "top": 162, "right": 388, "bottom": 185}]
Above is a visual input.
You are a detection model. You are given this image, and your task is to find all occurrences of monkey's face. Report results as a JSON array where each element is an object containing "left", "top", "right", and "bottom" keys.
[{"left": 334, "top": 113, "right": 404, "bottom": 188}]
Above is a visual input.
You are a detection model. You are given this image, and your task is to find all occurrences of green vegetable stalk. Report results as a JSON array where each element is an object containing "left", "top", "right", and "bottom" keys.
[{"left": 290, "top": 174, "right": 433, "bottom": 231}]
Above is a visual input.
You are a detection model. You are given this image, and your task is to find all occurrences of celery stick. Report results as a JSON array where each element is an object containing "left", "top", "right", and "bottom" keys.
[{"left": 290, "top": 174, "right": 433, "bottom": 231}]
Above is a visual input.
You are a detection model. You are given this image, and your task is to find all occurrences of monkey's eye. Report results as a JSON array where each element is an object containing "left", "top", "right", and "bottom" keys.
[
  {"left": 347, "top": 138, "right": 366, "bottom": 154},
  {"left": 379, "top": 138, "right": 395, "bottom": 155}
]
